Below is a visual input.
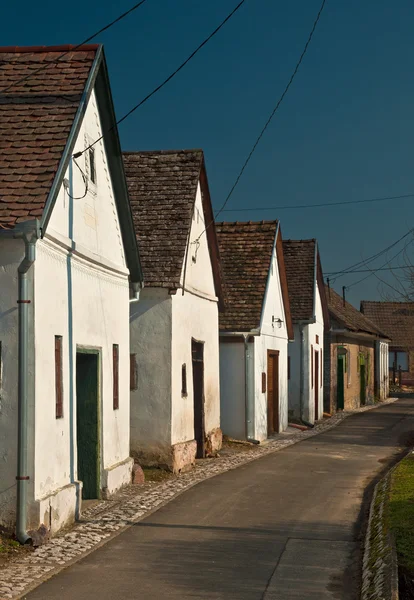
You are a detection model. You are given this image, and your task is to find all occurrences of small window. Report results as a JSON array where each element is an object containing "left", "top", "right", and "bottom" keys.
[
  {"left": 320, "top": 349, "right": 323, "bottom": 385},
  {"left": 89, "top": 147, "right": 96, "bottom": 184},
  {"left": 113, "top": 344, "right": 119, "bottom": 410},
  {"left": 181, "top": 364, "right": 187, "bottom": 396},
  {"left": 316, "top": 334, "right": 319, "bottom": 345},
  {"left": 311, "top": 345, "right": 314, "bottom": 388},
  {"left": 130, "top": 354, "right": 138, "bottom": 391},
  {"left": 262, "top": 372, "right": 267, "bottom": 393},
  {"left": 55, "top": 336, "right": 63, "bottom": 418},
  {"left": 288, "top": 356, "right": 291, "bottom": 380}
]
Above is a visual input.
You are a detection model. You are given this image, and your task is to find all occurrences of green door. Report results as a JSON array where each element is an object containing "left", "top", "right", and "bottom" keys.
[
  {"left": 337, "top": 355, "right": 345, "bottom": 410},
  {"left": 76, "top": 352, "right": 100, "bottom": 499},
  {"left": 360, "top": 363, "right": 366, "bottom": 406}
]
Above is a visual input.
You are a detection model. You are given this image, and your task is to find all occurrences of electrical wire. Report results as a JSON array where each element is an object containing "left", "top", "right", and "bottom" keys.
[
  {"left": 0, "top": 0, "right": 150, "bottom": 94},
  {"left": 193, "top": 0, "right": 327, "bottom": 244},
  {"left": 221, "top": 193, "right": 414, "bottom": 213},
  {"left": 74, "top": 0, "right": 248, "bottom": 159},
  {"left": 66, "top": 159, "right": 89, "bottom": 200},
  {"left": 327, "top": 228, "right": 414, "bottom": 278},
  {"left": 342, "top": 238, "right": 414, "bottom": 290},
  {"left": 326, "top": 265, "right": 410, "bottom": 275}
]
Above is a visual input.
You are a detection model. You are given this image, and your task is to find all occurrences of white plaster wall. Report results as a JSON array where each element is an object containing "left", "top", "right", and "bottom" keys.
[
  {"left": 254, "top": 243, "right": 289, "bottom": 440},
  {"left": 34, "top": 238, "right": 130, "bottom": 500},
  {"left": 171, "top": 291, "right": 220, "bottom": 445},
  {"left": 376, "top": 340, "right": 389, "bottom": 400},
  {"left": 304, "top": 280, "right": 325, "bottom": 423},
  {"left": 219, "top": 341, "right": 245, "bottom": 440},
  {"left": 48, "top": 88, "right": 126, "bottom": 271},
  {"left": 0, "top": 238, "right": 35, "bottom": 529},
  {"left": 181, "top": 183, "right": 216, "bottom": 299},
  {"left": 288, "top": 326, "right": 302, "bottom": 418},
  {"left": 129, "top": 288, "right": 173, "bottom": 458}
]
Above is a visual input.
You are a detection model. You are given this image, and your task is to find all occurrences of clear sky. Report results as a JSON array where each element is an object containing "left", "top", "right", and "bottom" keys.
[{"left": 2, "top": 0, "right": 414, "bottom": 307}]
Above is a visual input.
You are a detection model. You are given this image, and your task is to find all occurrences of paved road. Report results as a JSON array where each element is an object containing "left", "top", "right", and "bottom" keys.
[{"left": 25, "top": 399, "right": 414, "bottom": 600}]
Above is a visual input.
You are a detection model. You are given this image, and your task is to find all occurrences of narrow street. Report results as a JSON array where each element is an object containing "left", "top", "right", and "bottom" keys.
[{"left": 24, "top": 399, "right": 414, "bottom": 600}]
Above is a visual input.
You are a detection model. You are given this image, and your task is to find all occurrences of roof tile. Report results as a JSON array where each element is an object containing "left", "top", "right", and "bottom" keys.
[{"left": 360, "top": 301, "right": 414, "bottom": 348}]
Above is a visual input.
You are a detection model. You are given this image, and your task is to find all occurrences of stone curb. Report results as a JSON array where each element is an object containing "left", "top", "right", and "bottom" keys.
[
  {"left": 0, "top": 397, "right": 398, "bottom": 600},
  {"left": 360, "top": 464, "right": 400, "bottom": 600}
]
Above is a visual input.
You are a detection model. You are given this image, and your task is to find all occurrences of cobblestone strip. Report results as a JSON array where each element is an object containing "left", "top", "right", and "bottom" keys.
[{"left": 0, "top": 397, "right": 398, "bottom": 600}]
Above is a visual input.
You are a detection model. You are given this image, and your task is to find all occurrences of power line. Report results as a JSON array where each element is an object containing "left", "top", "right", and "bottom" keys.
[
  {"left": 75, "top": 0, "right": 248, "bottom": 158},
  {"left": 326, "top": 265, "right": 410, "bottom": 275},
  {"left": 221, "top": 193, "right": 414, "bottom": 213},
  {"left": 343, "top": 238, "right": 414, "bottom": 290},
  {"left": 0, "top": 0, "right": 150, "bottom": 94},
  {"left": 193, "top": 0, "right": 327, "bottom": 244},
  {"left": 328, "top": 227, "right": 414, "bottom": 279}
]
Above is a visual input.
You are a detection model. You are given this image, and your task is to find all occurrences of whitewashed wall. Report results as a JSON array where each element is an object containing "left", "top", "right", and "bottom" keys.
[
  {"left": 254, "top": 242, "right": 289, "bottom": 440},
  {"left": 0, "top": 85, "right": 133, "bottom": 533},
  {"left": 129, "top": 288, "right": 173, "bottom": 463},
  {"left": 0, "top": 238, "right": 35, "bottom": 530},
  {"left": 376, "top": 340, "right": 389, "bottom": 400},
  {"left": 171, "top": 183, "right": 220, "bottom": 445},
  {"left": 288, "top": 279, "right": 325, "bottom": 424},
  {"left": 219, "top": 341, "right": 246, "bottom": 440}
]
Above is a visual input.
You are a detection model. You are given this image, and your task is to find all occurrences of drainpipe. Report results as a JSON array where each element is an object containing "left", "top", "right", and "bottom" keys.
[
  {"left": 16, "top": 230, "right": 38, "bottom": 544},
  {"left": 130, "top": 281, "right": 142, "bottom": 304}
]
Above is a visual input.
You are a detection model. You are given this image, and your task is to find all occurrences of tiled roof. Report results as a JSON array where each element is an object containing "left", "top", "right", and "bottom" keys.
[
  {"left": 123, "top": 150, "right": 212, "bottom": 289},
  {"left": 216, "top": 221, "right": 278, "bottom": 332},
  {"left": 327, "top": 286, "right": 386, "bottom": 337},
  {"left": 361, "top": 301, "right": 414, "bottom": 348},
  {"left": 283, "top": 239, "right": 316, "bottom": 322},
  {"left": 0, "top": 45, "right": 98, "bottom": 228}
]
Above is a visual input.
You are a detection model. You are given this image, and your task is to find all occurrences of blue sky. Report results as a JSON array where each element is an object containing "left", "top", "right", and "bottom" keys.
[{"left": 3, "top": 0, "right": 414, "bottom": 306}]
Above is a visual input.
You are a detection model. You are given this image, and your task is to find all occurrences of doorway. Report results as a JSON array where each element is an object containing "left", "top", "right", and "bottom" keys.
[
  {"left": 314, "top": 350, "right": 319, "bottom": 421},
  {"left": 267, "top": 350, "right": 279, "bottom": 435},
  {"left": 360, "top": 361, "right": 366, "bottom": 406},
  {"left": 76, "top": 351, "right": 100, "bottom": 499},
  {"left": 192, "top": 340, "right": 205, "bottom": 459},
  {"left": 337, "top": 354, "right": 345, "bottom": 410}
]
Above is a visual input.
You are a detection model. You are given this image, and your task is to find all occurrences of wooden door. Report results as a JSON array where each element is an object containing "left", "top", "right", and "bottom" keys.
[
  {"left": 267, "top": 350, "right": 279, "bottom": 435},
  {"left": 314, "top": 350, "right": 319, "bottom": 421},
  {"left": 76, "top": 351, "right": 100, "bottom": 499},
  {"left": 337, "top": 355, "right": 345, "bottom": 410},
  {"left": 192, "top": 340, "right": 205, "bottom": 458}
]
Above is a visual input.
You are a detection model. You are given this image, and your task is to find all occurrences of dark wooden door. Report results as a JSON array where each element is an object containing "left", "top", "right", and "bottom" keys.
[
  {"left": 314, "top": 350, "right": 319, "bottom": 421},
  {"left": 360, "top": 364, "right": 366, "bottom": 406},
  {"left": 337, "top": 355, "right": 345, "bottom": 410},
  {"left": 76, "top": 352, "right": 99, "bottom": 499},
  {"left": 192, "top": 341, "right": 205, "bottom": 458},
  {"left": 267, "top": 350, "right": 279, "bottom": 435}
]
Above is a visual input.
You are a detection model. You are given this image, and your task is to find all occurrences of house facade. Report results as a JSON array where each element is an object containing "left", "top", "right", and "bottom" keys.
[
  {"left": 0, "top": 45, "right": 142, "bottom": 539},
  {"left": 216, "top": 221, "right": 294, "bottom": 442},
  {"left": 361, "top": 301, "right": 412, "bottom": 390},
  {"left": 123, "top": 150, "right": 224, "bottom": 473},
  {"left": 283, "top": 240, "right": 329, "bottom": 424},
  {"left": 324, "top": 288, "right": 388, "bottom": 413}
]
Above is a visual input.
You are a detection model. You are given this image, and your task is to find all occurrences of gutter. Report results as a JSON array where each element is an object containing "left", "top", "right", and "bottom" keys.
[
  {"left": 0, "top": 220, "right": 41, "bottom": 544},
  {"left": 220, "top": 331, "right": 260, "bottom": 444}
]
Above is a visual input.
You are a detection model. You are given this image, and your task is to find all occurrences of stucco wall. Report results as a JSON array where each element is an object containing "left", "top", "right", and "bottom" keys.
[
  {"left": 328, "top": 333, "right": 375, "bottom": 411},
  {"left": 0, "top": 238, "right": 35, "bottom": 530},
  {"left": 254, "top": 242, "right": 289, "bottom": 440},
  {"left": 171, "top": 291, "right": 220, "bottom": 445},
  {"left": 219, "top": 340, "right": 246, "bottom": 440},
  {"left": 129, "top": 288, "right": 173, "bottom": 464}
]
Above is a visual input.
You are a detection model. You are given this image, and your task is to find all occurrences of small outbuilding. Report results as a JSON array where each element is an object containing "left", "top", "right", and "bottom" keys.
[{"left": 124, "top": 150, "right": 225, "bottom": 473}]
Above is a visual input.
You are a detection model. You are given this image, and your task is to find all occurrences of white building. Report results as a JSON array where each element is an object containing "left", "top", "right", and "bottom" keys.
[
  {"left": 0, "top": 45, "right": 143, "bottom": 540},
  {"left": 283, "top": 240, "right": 330, "bottom": 425},
  {"left": 216, "top": 221, "right": 294, "bottom": 442},
  {"left": 123, "top": 150, "right": 225, "bottom": 473}
]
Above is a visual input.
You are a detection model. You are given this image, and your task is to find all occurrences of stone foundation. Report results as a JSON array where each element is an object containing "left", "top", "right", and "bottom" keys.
[
  {"left": 102, "top": 456, "right": 134, "bottom": 499},
  {"left": 171, "top": 440, "right": 197, "bottom": 473},
  {"left": 205, "top": 427, "right": 222, "bottom": 456}
]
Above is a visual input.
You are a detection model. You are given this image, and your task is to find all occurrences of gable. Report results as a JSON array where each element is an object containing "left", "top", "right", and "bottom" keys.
[
  {"left": 47, "top": 88, "right": 126, "bottom": 270},
  {"left": 180, "top": 182, "right": 216, "bottom": 298},
  {"left": 260, "top": 242, "right": 289, "bottom": 338}
]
